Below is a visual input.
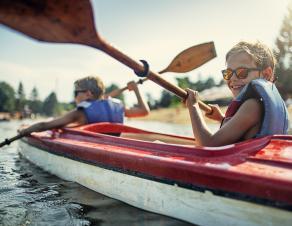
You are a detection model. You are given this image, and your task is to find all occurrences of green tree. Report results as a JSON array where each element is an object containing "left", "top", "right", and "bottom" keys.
[
  {"left": 106, "top": 83, "right": 125, "bottom": 102},
  {"left": 204, "top": 77, "right": 216, "bottom": 89},
  {"left": 217, "top": 79, "right": 226, "bottom": 87},
  {"left": 157, "top": 76, "right": 219, "bottom": 108},
  {"left": 191, "top": 77, "right": 216, "bottom": 92},
  {"left": 146, "top": 93, "right": 157, "bottom": 109},
  {"left": 15, "top": 81, "right": 26, "bottom": 111},
  {"left": 30, "top": 86, "right": 38, "bottom": 101},
  {"left": 57, "top": 101, "right": 75, "bottom": 114},
  {"left": 176, "top": 77, "right": 192, "bottom": 89},
  {"left": 159, "top": 90, "right": 173, "bottom": 107},
  {"left": 42, "top": 92, "right": 59, "bottom": 116},
  {"left": 274, "top": 3, "right": 292, "bottom": 99},
  {"left": 0, "top": 82, "right": 15, "bottom": 112},
  {"left": 28, "top": 86, "right": 42, "bottom": 114},
  {"left": 176, "top": 76, "right": 216, "bottom": 91}
]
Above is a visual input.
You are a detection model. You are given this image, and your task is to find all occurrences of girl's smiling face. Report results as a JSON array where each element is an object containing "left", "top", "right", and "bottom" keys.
[{"left": 226, "top": 52, "right": 261, "bottom": 97}]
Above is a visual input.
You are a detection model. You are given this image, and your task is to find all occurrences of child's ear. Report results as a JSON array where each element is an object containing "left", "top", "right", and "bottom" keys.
[{"left": 261, "top": 66, "right": 273, "bottom": 81}]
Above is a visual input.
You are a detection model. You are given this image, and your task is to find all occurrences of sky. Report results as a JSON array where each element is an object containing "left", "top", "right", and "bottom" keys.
[{"left": 0, "top": 0, "right": 290, "bottom": 105}]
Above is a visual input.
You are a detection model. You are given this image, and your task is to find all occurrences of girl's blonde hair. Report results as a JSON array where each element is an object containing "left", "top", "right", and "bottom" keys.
[
  {"left": 226, "top": 41, "right": 276, "bottom": 72},
  {"left": 74, "top": 76, "right": 105, "bottom": 99}
]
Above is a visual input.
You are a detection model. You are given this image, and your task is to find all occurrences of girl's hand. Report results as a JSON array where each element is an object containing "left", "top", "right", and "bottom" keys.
[{"left": 205, "top": 104, "right": 224, "bottom": 122}]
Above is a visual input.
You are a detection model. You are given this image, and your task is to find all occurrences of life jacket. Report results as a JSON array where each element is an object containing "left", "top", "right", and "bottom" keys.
[
  {"left": 77, "top": 98, "right": 124, "bottom": 124},
  {"left": 221, "top": 79, "right": 289, "bottom": 137}
]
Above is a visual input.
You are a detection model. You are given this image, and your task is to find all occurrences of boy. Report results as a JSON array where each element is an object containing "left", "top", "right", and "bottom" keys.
[
  {"left": 185, "top": 41, "right": 289, "bottom": 146},
  {"left": 18, "top": 76, "right": 150, "bottom": 136}
]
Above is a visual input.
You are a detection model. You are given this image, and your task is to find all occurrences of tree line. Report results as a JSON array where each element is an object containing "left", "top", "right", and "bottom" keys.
[
  {"left": 0, "top": 81, "right": 132, "bottom": 118},
  {"left": 0, "top": 77, "right": 223, "bottom": 117},
  {"left": 0, "top": 82, "right": 74, "bottom": 118},
  {"left": 146, "top": 77, "right": 226, "bottom": 109}
]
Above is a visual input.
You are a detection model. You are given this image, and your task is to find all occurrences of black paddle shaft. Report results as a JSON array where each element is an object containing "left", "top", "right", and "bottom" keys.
[{"left": 0, "top": 134, "right": 23, "bottom": 148}]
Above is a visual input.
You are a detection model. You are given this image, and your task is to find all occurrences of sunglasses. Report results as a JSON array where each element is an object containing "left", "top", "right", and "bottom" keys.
[
  {"left": 221, "top": 67, "right": 262, "bottom": 80},
  {"left": 74, "top": 90, "right": 86, "bottom": 97}
]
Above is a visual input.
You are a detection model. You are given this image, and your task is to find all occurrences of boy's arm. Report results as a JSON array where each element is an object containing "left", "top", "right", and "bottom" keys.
[
  {"left": 18, "top": 110, "right": 86, "bottom": 136},
  {"left": 104, "top": 88, "right": 123, "bottom": 99},
  {"left": 124, "top": 81, "right": 150, "bottom": 117},
  {"left": 186, "top": 89, "right": 262, "bottom": 146}
]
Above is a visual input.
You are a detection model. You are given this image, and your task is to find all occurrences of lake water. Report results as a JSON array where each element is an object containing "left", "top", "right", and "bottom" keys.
[{"left": 0, "top": 119, "right": 212, "bottom": 226}]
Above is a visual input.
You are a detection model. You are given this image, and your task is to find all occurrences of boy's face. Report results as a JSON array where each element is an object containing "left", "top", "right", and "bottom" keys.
[
  {"left": 226, "top": 52, "right": 260, "bottom": 97},
  {"left": 74, "top": 90, "right": 92, "bottom": 104}
]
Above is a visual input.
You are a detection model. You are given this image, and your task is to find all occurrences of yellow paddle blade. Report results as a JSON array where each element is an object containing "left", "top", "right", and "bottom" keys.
[{"left": 159, "top": 42, "right": 217, "bottom": 73}]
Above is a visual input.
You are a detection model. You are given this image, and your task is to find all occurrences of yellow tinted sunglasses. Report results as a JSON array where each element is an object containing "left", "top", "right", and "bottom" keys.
[{"left": 222, "top": 67, "right": 261, "bottom": 80}]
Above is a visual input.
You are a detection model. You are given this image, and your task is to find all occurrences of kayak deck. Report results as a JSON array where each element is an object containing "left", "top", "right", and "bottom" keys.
[{"left": 81, "top": 122, "right": 197, "bottom": 145}]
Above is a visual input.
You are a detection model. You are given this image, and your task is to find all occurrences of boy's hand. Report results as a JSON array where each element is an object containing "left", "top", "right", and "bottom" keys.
[
  {"left": 17, "top": 124, "right": 32, "bottom": 136},
  {"left": 19, "top": 123, "right": 29, "bottom": 129},
  {"left": 205, "top": 104, "right": 224, "bottom": 122},
  {"left": 127, "top": 81, "right": 138, "bottom": 91},
  {"left": 17, "top": 128, "right": 30, "bottom": 136}
]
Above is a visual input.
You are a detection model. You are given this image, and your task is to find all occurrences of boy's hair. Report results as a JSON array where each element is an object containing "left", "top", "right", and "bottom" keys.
[
  {"left": 74, "top": 76, "right": 105, "bottom": 99},
  {"left": 226, "top": 41, "right": 277, "bottom": 72}
]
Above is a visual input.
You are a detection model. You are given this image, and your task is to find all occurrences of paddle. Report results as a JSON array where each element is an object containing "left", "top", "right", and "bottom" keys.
[
  {"left": 0, "top": 0, "right": 215, "bottom": 147},
  {"left": 0, "top": 134, "right": 23, "bottom": 148},
  {"left": 0, "top": 0, "right": 214, "bottom": 112},
  {"left": 106, "top": 42, "right": 216, "bottom": 98}
]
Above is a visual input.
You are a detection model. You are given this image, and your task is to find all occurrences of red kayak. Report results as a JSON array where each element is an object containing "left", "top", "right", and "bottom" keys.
[{"left": 19, "top": 122, "right": 292, "bottom": 226}]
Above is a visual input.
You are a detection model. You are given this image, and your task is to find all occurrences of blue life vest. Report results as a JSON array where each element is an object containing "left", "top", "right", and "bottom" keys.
[
  {"left": 77, "top": 98, "right": 124, "bottom": 124},
  {"left": 228, "top": 79, "right": 289, "bottom": 137}
]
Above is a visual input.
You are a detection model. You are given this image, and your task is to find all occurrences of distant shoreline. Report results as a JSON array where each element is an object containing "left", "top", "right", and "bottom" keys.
[
  {"left": 130, "top": 105, "right": 292, "bottom": 127},
  {"left": 128, "top": 105, "right": 227, "bottom": 125}
]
